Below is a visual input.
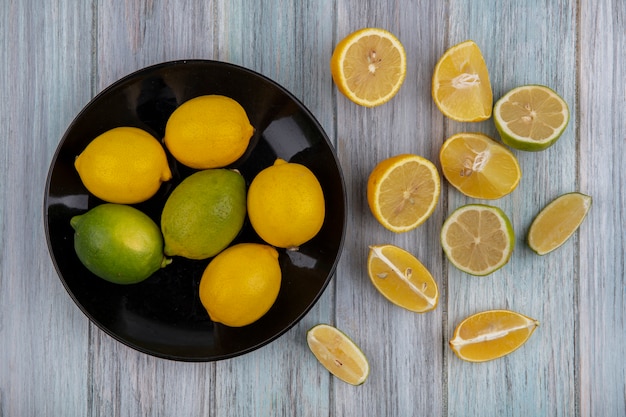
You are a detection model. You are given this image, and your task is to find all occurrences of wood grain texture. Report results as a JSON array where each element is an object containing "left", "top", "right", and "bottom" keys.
[
  {"left": 578, "top": 0, "right": 626, "bottom": 416},
  {"left": 445, "top": 2, "right": 579, "bottom": 416},
  {"left": 88, "top": 3, "right": 218, "bottom": 417},
  {"left": 0, "top": 1, "right": 94, "bottom": 416},
  {"left": 332, "top": 2, "right": 447, "bottom": 416},
  {"left": 0, "top": 0, "right": 624, "bottom": 416}
]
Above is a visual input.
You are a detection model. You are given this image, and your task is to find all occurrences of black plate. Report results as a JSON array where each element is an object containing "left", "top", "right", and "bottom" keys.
[{"left": 44, "top": 60, "right": 346, "bottom": 361}]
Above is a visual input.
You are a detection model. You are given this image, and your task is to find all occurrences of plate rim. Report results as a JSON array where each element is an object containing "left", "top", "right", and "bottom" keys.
[{"left": 43, "top": 59, "right": 347, "bottom": 362}]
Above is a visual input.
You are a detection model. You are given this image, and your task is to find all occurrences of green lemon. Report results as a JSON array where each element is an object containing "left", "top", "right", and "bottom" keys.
[
  {"left": 161, "top": 169, "right": 247, "bottom": 260},
  {"left": 70, "top": 204, "right": 169, "bottom": 284}
]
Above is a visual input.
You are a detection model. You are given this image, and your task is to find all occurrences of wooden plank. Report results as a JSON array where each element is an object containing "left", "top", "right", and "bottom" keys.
[
  {"left": 95, "top": 0, "right": 217, "bottom": 88},
  {"left": 332, "top": 1, "right": 447, "bottom": 416},
  {"left": 578, "top": 0, "right": 626, "bottom": 415},
  {"left": 88, "top": 2, "right": 218, "bottom": 416},
  {"left": 213, "top": 1, "right": 336, "bottom": 416},
  {"left": 445, "top": 1, "right": 578, "bottom": 416},
  {"left": 0, "top": 1, "right": 94, "bottom": 416},
  {"left": 2, "top": 0, "right": 625, "bottom": 415}
]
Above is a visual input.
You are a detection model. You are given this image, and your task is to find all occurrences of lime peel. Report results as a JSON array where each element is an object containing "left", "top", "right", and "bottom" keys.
[
  {"left": 527, "top": 192, "right": 591, "bottom": 255},
  {"left": 493, "top": 84, "right": 570, "bottom": 151}
]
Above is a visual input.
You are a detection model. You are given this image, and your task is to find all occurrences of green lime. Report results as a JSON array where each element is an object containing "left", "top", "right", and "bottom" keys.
[
  {"left": 70, "top": 204, "right": 169, "bottom": 284},
  {"left": 440, "top": 204, "right": 515, "bottom": 276},
  {"left": 161, "top": 169, "right": 247, "bottom": 260},
  {"left": 493, "top": 84, "right": 569, "bottom": 151},
  {"left": 527, "top": 192, "right": 592, "bottom": 255}
]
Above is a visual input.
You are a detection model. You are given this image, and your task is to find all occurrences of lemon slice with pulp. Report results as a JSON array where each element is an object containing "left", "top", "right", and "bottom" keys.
[
  {"left": 367, "top": 244, "right": 439, "bottom": 313},
  {"left": 439, "top": 132, "right": 521, "bottom": 200},
  {"left": 432, "top": 40, "right": 492, "bottom": 121},
  {"left": 307, "top": 324, "right": 369, "bottom": 385},
  {"left": 367, "top": 154, "right": 440, "bottom": 233},
  {"left": 330, "top": 27, "right": 407, "bottom": 107},
  {"left": 450, "top": 309, "right": 539, "bottom": 362}
]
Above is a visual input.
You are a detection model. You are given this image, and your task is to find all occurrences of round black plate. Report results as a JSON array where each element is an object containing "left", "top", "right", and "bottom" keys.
[{"left": 44, "top": 60, "right": 346, "bottom": 361}]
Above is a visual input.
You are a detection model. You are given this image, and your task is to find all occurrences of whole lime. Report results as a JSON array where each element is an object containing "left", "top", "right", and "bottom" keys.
[
  {"left": 70, "top": 204, "right": 169, "bottom": 284},
  {"left": 161, "top": 169, "right": 247, "bottom": 260}
]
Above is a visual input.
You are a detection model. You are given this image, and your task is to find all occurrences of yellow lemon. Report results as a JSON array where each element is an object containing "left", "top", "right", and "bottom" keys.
[
  {"left": 74, "top": 127, "right": 172, "bottom": 204},
  {"left": 450, "top": 310, "right": 539, "bottom": 362},
  {"left": 164, "top": 95, "right": 254, "bottom": 169},
  {"left": 199, "top": 243, "right": 281, "bottom": 327},
  {"left": 432, "top": 40, "right": 493, "bottom": 122},
  {"left": 367, "top": 244, "right": 439, "bottom": 313},
  {"left": 367, "top": 154, "right": 440, "bottom": 233},
  {"left": 247, "top": 159, "right": 325, "bottom": 250},
  {"left": 307, "top": 324, "right": 370, "bottom": 385},
  {"left": 439, "top": 132, "right": 521, "bottom": 200},
  {"left": 330, "top": 27, "right": 407, "bottom": 107}
]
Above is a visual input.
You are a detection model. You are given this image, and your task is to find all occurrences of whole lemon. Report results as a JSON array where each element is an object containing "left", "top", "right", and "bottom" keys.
[
  {"left": 75, "top": 126, "right": 172, "bottom": 204},
  {"left": 160, "top": 169, "right": 246, "bottom": 260},
  {"left": 70, "top": 204, "right": 170, "bottom": 284},
  {"left": 199, "top": 243, "right": 281, "bottom": 327},
  {"left": 247, "top": 159, "right": 325, "bottom": 250},
  {"left": 164, "top": 95, "right": 255, "bottom": 169}
]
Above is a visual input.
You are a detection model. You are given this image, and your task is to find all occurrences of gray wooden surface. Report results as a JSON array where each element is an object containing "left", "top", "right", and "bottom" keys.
[{"left": 1, "top": 1, "right": 624, "bottom": 416}]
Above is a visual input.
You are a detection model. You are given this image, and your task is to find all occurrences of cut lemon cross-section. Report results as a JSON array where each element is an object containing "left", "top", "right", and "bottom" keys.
[
  {"left": 432, "top": 40, "right": 493, "bottom": 122},
  {"left": 307, "top": 324, "right": 370, "bottom": 385},
  {"left": 367, "top": 154, "right": 441, "bottom": 233},
  {"left": 439, "top": 132, "right": 521, "bottom": 200},
  {"left": 494, "top": 84, "right": 570, "bottom": 151},
  {"left": 527, "top": 192, "right": 592, "bottom": 255},
  {"left": 330, "top": 28, "right": 407, "bottom": 107},
  {"left": 367, "top": 244, "right": 439, "bottom": 313},
  {"left": 441, "top": 204, "right": 514, "bottom": 276},
  {"left": 450, "top": 309, "right": 539, "bottom": 362}
]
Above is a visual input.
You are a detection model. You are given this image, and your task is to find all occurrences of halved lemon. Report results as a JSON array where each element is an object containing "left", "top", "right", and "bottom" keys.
[
  {"left": 494, "top": 85, "right": 570, "bottom": 151},
  {"left": 432, "top": 40, "right": 493, "bottom": 122},
  {"left": 330, "top": 28, "right": 407, "bottom": 107},
  {"left": 367, "top": 154, "right": 441, "bottom": 233},
  {"left": 367, "top": 244, "right": 439, "bottom": 313},
  {"left": 450, "top": 309, "right": 539, "bottom": 362},
  {"left": 439, "top": 132, "right": 521, "bottom": 200},
  {"left": 527, "top": 192, "right": 592, "bottom": 255},
  {"left": 441, "top": 204, "right": 515, "bottom": 276},
  {"left": 306, "top": 324, "right": 369, "bottom": 385}
]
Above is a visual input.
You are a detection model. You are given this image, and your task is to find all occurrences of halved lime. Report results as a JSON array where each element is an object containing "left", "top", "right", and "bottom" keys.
[
  {"left": 441, "top": 204, "right": 515, "bottom": 276},
  {"left": 493, "top": 84, "right": 569, "bottom": 151}
]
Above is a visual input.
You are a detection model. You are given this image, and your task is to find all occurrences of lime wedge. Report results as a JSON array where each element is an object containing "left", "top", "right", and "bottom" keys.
[{"left": 527, "top": 192, "right": 592, "bottom": 255}]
